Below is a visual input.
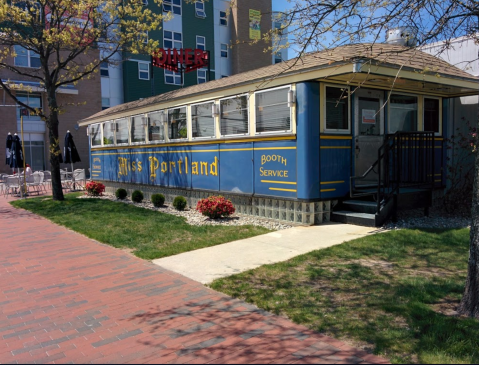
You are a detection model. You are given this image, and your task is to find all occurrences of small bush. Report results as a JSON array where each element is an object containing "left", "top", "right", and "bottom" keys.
[
  {"left": 131, "top": 190, "right": 144, "bottom": 203},
  {"left": 173, "top": 196, "right": 187, "bottom": 211},
  {"left": 151, "top": 193, "right": 165, "bottom": 207},
  {"left": 196, "top": 196, "right": 235, "bottom": 219},
  {"left": 84, "top": 181, "right": 105, "bottom": 196},
  {"left": 115, "top": 188, "right": 128, "bottom": 200}
]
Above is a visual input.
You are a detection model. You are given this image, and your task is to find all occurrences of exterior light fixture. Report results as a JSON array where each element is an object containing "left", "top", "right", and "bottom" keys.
[{"left": 287, "top": 89, "right": 295, "bottom": 108}]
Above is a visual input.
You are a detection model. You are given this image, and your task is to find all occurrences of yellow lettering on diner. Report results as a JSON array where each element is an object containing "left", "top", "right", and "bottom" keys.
[
  {"left": 259, "top": 167, "right": 288, "bottom": 177},
  {"left": 131, "top": 161, "right": 136, "bottom": 172},
  {"left": 161, "top": 161, "right": 167, "bottom": 173},
  {"left": 185, "top": 157, "right": 188, "bottom": 174},
  {"left": 192, "top": 162, "right": 199, "bottom": 175},
  {"left": 138, "top": 161, "right": 142, "bottom": 172},
  {"left": 178, "top": 159, "right": 183, "bottom": 174},
  {"left": 200, "top": 162, "right": 208, "bottom": 176},
  {"left": 169, "top": 161, "right": 176, "bottom": 173},
  {"left": 118, "top": 157, "right": 128, "bottom": 178},
  {"left": 149, "top": 157, "right": 159, "bottom": 180},
  {"left": 93, "top": 157, "right": 100, "bottom": 163},
  {"left": 210, "top": 157, "right": 218, "bottom": 176},
  {"left": 261, "top": 154, "right": 287, "bottom": 166}
]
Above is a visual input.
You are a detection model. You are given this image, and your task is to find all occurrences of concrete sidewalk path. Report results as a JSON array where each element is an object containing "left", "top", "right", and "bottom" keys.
[
  {"left": 153, "top": 223, "right": 378, "bottom": 284},
  {"left": 0, "top": 194, "right": 389, "bottom": 364}
]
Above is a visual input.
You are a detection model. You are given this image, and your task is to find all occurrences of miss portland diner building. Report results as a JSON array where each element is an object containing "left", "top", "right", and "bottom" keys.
[{"left": 78, "top": 43, "right": 479, "bottom": 227}]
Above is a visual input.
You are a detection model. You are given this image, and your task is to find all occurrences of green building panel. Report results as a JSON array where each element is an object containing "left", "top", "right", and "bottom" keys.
[{"left": 123, "top": 1, "right": 216, "bottom": 103}]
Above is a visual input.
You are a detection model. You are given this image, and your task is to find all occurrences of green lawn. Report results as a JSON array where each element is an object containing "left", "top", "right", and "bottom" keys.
[
  {"left": 11, "top": 193, "right": 270, "bottom": 260},
  {"left": 209, "top": 228, "right": 479, "bottom": 364}
]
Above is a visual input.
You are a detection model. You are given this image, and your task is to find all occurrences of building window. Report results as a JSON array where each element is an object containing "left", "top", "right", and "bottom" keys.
[
  {"left": 148, "top": 111, "right": 166, "bottom": 142},
  {"left": 100, "top": 62, "right": 109, "bottom": 77},
  {"left": 139, "top": 30, "right": 148, "bottom": 44},
  {"left": 163, "top": 0, "right": 181, "bottom": 15},
  {"left": 196, "top": 35, "right": 205, "bottom": 50},
  {"left": 164, "top": 30, "right": 182, "bottom": 49},
  {"left": 389, "top": 94, "right": 418, "bottom": 133},
  {"left": 325, "top": 86, "right": 350, "bottom": 132},
  {"left": 168, "top": 107, "right": 187, "bottom": 140},
  {"left": 91, "top": 124, "right": 102, "bottom": 147},
  {"left": 195, "top": 1, "right": 206, "bottom": 17},
  {"left": 103, "top": 121, "right": 115, "bottom": 146},
  {"left": 131, "top": 115, "right": 146, "bottom": 143},
  {"left": 16, "top": 93, "right": 42, "bottom": 120},
  {"left": 14, "top": 45, "right": 40, "bottom": 68},
  {"left": 192, "top": 102, "right": 215, "bottom": 139},
  {"left": 116, "top": 118, "right": 129, "bottom": 144},
  {"left": 256, "top": 87, "right": 291, "bottom": 134},
  {"left": 221, "top": 44, "right": 228, "bottom": 58},
  {"left": 165, "top": 69, "right": 182, "bottom": 85},
  {"left": 138, "top": 62, "right": 150, "bottom": 80},
  {"left": 424, "top": 97, "right": 440, "bottom": 134},
  {"left": 274, "top": 53, "right": 282, "bottom": 64},
  {"left": 220, "top": 95, "right": 249, "bottom": 136},
  {"left": 101, "top": 97, "right": 110, "bottom": 110},
  {"left": 220, "top": 10, "right": 227, "bottom": 26},
  {"left": 197, "top": 68, "right": 207, "bottom": 84}
]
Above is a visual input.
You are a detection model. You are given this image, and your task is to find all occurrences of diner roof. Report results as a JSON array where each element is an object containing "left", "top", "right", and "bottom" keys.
[{"left": 79, "top": 43, "right": 479, "bottom": 125}]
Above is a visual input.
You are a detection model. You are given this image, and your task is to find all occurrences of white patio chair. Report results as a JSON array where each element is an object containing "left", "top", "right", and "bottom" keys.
[
  {"left": 72, "top": 169, "right": 86, "bottom": 190},
  {"left": 4, "top": 176, "right": 20, "bottom": 197},
  {"left": 43, "top": 170, "right": 52, "bottom": 188}
]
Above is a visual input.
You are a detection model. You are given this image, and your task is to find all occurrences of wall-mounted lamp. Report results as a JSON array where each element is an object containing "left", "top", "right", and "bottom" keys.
[
  {"left": 211, "top": 103, "right": 220, "bottom": 118},
  {"left": 287, "top": 89, "right": 296, "bottom": 108}
]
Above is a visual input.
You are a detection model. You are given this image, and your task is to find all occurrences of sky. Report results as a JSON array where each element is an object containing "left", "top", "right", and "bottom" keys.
[{"left": 272, "top": 0, "right": 292, "bottom": 13}]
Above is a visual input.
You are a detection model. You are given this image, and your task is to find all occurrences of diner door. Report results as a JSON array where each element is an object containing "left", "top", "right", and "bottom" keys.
[{"left": 354, "top": 89, "right": 384, "bottom": 185}]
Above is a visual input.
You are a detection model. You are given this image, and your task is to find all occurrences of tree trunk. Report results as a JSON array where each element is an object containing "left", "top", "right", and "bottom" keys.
[
  {"left": 457, "top": 109, "right": 479, "bottom": 318},
  {"left": 46, "top": 89, "right": 65, "bottom": 201}
]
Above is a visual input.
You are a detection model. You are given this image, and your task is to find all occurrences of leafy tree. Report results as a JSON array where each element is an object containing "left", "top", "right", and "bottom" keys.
[
  {"left": 265, "top": 0, "right": 479, "bottom": 317},
  {"left": 0, "top": 0, "right": 168, "bottom": 200}
]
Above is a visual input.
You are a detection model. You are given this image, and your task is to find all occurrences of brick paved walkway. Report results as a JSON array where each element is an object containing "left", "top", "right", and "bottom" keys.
[{"left": 0, "top": 194, "right": 389, "bottom": 364}]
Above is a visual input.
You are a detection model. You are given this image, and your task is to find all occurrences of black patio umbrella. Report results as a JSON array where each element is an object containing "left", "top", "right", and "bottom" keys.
[
  {"left": 6, "top": 132, "right": 12, "bottom": 165},
  {"left": 9, "top": 134, "right": 24, "bottom": 169},
  {"left": 63, "top": 130, "right": 81, "bottom": 164}
]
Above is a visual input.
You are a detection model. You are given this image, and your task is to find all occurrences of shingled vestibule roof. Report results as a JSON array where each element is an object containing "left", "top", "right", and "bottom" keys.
[{"left": 80, "top": 43, "right": 479, "bottom": 124}]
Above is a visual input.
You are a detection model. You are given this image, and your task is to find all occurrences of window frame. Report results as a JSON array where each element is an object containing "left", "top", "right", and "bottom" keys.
[
  {"left": 115, "top": 117, "right": 130, "bottom": 146},
  {"left": 102, "top": 121, "right": 116, "bottom": 146},
  {"left": 163, "top": 0, "right": 181, "bottom": 15},
  {"left": 130, "top": 114, "right": 147, "bottom": 145},
  {"left": 14, "top": 45, "right": 40, "bottom": 68},
  {"left": 90, "top": 123, "right": 102, "bottom": 147},
  {"left": 147, "top": 110, "right": 167, "bottom": 144},
  {"left": 220, "top": 43, "right": 228, "bottom": 58},
  {"left": 197, "top": 68, "right": 207, "bottom": 84},
  {"left": 138, "top": 62, "right": 150, "bottom": 80},
  {"left": 219, "top": 10, "right": 227, "bottom": 26},
  {"left": 196, "top": 35, "right": 205, "bottom": 50},
  {"left": 387, "top": 92, "right": 419, "bottom": 134},
  {"left": 165, "top": 69, "right": 183, "bottom": 85},
  {"left": 101, "top": 97, "right": 110, "bottom": 110},
  {"left": 323, "top": 84, "right": 351, "bottom": 134},
  {"left": 195, "top": 1, "right": 206, "bottom": 18},
  {"left": 191, "top": 101, "right": 216, "bottom": 140},
  {"left": 220, "top": 94, "right": 250, "bottom": 137},
  {"left": 167, "top": 106, "right": 188, "bottom": 141},
  {"left": 163, "top": 29, "right": 183, "bottom": 49},
  {"left": 254, "top": 85, "right": 293, "bottom": 135},
  {"left": 423, "top": 96, "right": 442, "bottom": 135},
  {"left": 16, "top": 92, "right": 42, "bottom": 121},
  {"left": 100, "top": 62, "right": 109, "bottom": 77}
]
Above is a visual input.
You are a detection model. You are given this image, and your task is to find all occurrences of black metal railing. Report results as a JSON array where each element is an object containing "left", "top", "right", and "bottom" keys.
[{"left": 351, "top": 131, "right": 435, "bottom": 214}]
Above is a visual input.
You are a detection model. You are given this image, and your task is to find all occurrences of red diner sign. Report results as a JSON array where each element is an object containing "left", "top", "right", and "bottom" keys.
[{"left": 152, "top": 48, "right": 209, "bottom": 73}]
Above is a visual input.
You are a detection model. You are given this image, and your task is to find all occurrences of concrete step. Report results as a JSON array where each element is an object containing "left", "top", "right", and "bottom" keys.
[
  {"left": 342, "top": 200, "right": 378, "bottom": 214},
  {"left": 330, "top": 210, "right": 377, "bottom": 227}
]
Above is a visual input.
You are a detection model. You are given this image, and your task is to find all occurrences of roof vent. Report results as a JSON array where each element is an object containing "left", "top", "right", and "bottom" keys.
[{"left": 386, "top": 27, "right": 417, "bottom": 47}]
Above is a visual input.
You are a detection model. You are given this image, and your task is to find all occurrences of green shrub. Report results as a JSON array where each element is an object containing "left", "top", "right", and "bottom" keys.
[
  {"left": 131, "top": 190, "right": 144, "bottom": 203},
  {"left": 173, "top": 196, "right": 187, "bottom": 211},
  {"left": 115, "top": 188, "right": 128, "bottom": 200},
  {"left": 151, "top": 193, "right": 165, "bottom": 207}
]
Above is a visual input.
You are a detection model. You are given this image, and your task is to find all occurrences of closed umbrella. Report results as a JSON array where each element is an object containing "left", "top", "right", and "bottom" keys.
[
  {"left": 9, "top": 134, "right": 24, "bottom": 169},
  {"left": 6, "top": 132, "right": 12, "bottom": 165},
  {"left": 63, "top": 130, "right": 81, "bottom": 190}
]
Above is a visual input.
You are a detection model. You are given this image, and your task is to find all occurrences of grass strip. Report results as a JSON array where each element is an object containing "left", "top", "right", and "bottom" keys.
[
  {"left": 209, "top": 228, "right": 479, "bottom": 364},
  {"left": 11, "top": 193, "right": 271, "bottom": 260}
]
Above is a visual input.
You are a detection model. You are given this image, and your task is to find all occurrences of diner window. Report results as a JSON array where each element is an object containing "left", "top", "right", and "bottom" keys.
[
  {"left": 138, "top": 62, "right": 149, "bottom": 80},
  {"left": 91, "top": 124, "right": 102, "bottom": 147},
  {"left": 103, "top": 122, "right": 115, "bottom": 146},
  {"left": 164, "top": 30, "right": 182, "bottom": 49},
  {"left": 220, "top": 95, "right": 248, "bottom": 136},
  {"left": 14, "top": 45, "right": 40, "bottom": 68},
  {"left": 424, "top": 97, "right": 440, "bottom": 134},
  {"left": 221, "top": 44, "right": 228, "bottom": 58},
  {"left": 192, "top": 102, "right": 215, "bottom": 139},
  {"left": 325, "top": 86, "right": 350, "bottom": 132},
  {"left": 163, "top": 0, "right": 181, "bottom": 15},
  {"left": 148, "top": 111, "right": 166, "bottom": 142},
  {"left": 131, "top": 115, "right": 146, "bottom": 143},
  {"left": 197, "top": 68, "right": 207, "bottom": 84},
  {"left": 116, "top": 118, "right": 129, "bottom": 144},
  {"left": 389, "top": 94, "right": 418, "bottom": 133},
  {"left": 100, "top": 62, "right": 109, "bottom": 77},
  {"left": 165, "top": 69, "right": 182, "bottom": 85},
  {"left": 16, "top": 93, "right": 42, "bottom": 120},
  {"left": 220, "top": 10, "right": 227, "bottom": 26},
  {"left": 256, "top": 87, "right": 291, "bottom": 134},
  {"left": 168, "top": 107, "right": 187, "bottom": 140},
  {"left": 196, "top": 35, "right": 205, "bottom": 50},
  {"left": 195, "top": 1, "right": 206, "bottom": 17}
]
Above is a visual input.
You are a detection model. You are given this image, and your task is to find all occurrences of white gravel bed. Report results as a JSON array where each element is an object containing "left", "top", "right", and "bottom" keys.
[
  {"left": 80, "top": 193, "right": 293, "bottom": 231},
  {"left": 382, "top": 207, "right": 470, "bottom": 230}
]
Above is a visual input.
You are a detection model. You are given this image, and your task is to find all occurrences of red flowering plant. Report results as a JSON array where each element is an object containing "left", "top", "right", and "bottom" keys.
[
  {"left": 196, "top": 196, "right": 235, "bottom": 219},
  {"left": 84, "top": 181, "right": 106, "bottom": 196}
]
